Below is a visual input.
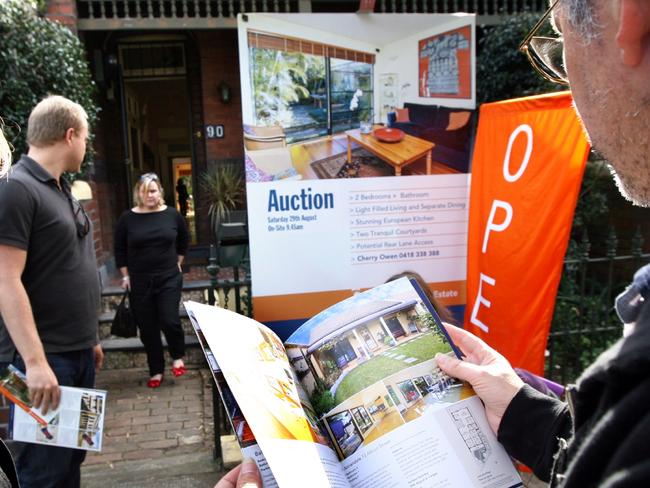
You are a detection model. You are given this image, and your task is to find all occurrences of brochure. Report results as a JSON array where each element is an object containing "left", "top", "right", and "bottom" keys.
[
  {"left": 185, "top": 277, "right": 522, "bottom": 488},
  {"left": 0, "top": 365, "right": 106, "bottom": 451}
]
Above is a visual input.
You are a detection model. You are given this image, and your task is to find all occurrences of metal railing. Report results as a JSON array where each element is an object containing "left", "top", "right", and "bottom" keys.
[
  {"left": 75, "top": 0, "right": 299, "bottom": 29},
  {"left": 75, "top": 0, "right": 545, "bottom": 30},
  {"left": 205, "top": 243, "right": 251, "bottom": 465},
  {"left": 375, "top": 0, "right": 545, "bottom": 17},
  {"left": 546, "top": 226, "right": 650, "bottom": 385}
]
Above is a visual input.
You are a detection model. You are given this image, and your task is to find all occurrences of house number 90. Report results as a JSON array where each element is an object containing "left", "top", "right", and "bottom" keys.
[{"left": 205, "top": 125, "right": 225, "bottom": 139}]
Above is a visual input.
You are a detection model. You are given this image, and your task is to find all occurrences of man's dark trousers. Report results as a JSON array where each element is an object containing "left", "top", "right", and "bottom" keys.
[{"left": 1, "top": 348, "right": 95, "bottom": 488}]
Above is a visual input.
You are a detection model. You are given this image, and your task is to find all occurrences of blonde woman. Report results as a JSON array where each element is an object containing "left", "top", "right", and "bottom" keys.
[{"left": 114, "top": 173, "right": 189, "bottom": 387}]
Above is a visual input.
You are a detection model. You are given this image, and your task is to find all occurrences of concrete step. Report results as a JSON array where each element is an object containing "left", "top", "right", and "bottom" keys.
[
  {"left": 100, "top": 280, "right": 212, "bottom": 314},
  {"left": 98, "top": 310, "right": 196, "bottom": 340},
  {"left": 99, "top": 283, "right": 251, "bottom": 340},
  {"left": 100, "top": 335, "right": 205, "bottom": 370},
  {"left": 99, "top": 278, "right": 251, "bottom": 369}
]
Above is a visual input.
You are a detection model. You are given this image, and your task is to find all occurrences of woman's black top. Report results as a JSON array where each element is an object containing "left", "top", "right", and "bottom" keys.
[{"left": 114, "top": 207, "right": 189, "bottom": 274}]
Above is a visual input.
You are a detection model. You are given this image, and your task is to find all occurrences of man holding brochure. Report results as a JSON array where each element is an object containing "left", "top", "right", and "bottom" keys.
[
  {"left": 0, "top": 96, "right": 103, "bottom": 488},
  {"left": 437, "top": 0, "right": 650, "bottom": 486},
  {"left": 217, "top": 0, "right": 650, "bottom": 486}
]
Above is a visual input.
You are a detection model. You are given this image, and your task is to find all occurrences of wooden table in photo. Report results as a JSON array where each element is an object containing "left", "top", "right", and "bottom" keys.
[{"left": 345, "top": 128, "right": 434, "bottom": 176}]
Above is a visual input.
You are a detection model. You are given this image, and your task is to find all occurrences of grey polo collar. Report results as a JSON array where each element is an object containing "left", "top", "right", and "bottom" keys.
[{"left": 17, "top": 155, "right": 57, "bottom": 184}]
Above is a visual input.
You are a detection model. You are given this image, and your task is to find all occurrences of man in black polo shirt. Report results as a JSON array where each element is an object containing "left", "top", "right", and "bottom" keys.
[{"left": 0, "top": 96, "right": 103, "bottom": 488}]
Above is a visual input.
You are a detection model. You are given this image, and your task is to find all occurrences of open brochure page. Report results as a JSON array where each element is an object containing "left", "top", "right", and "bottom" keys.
[
  {"left": 283, "top": 277, "right": 522, "bottom": 488},
  {"left": 186, "top": 310, "right": 279, "bottom": 488},
  {"left": 185, "top": 302, "right": 349, "bottom": 488},
  {"left": 0, "top": 366, "right": 106, "bottom": 451}
]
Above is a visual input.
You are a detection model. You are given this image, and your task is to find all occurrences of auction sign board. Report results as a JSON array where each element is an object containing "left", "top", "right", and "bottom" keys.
[{"left": 237, "top": 13, "right": 476, "bottom": 339}]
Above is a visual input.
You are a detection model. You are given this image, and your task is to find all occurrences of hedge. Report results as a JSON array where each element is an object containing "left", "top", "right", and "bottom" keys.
[{"left": 0, "top": 0, "right": 99, "bottom": 177}]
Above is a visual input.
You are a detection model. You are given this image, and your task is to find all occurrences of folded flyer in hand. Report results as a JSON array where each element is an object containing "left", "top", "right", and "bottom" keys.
[{"left": 0, "top": 365, "right": 106, "bottom": 451}]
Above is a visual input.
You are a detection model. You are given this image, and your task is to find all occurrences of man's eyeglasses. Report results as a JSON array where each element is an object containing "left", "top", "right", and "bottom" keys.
[
  {"left": 65, "top": 191, "right": 91, "bottom": 238},
  {"left": 519, "top": 0, "right": 569, "bottom": 85}
]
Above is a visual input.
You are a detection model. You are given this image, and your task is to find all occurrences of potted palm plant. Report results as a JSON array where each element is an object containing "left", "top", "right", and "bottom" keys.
[{"left": 200, "top": 163, "right": 247, "bottom": 267}]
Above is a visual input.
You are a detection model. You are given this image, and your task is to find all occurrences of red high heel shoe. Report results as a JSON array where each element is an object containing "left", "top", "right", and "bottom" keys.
[
  {"left": 171, "top": 364, "right": 187, "bottom": 377},
  {"left": 147, "top": 375, "right": 163, "bottom": 388}
]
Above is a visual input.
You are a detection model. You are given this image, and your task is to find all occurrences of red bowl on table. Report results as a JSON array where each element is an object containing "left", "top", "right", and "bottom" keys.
[{"left": 373, "top": 127, "right": 405, "bottom": 143}]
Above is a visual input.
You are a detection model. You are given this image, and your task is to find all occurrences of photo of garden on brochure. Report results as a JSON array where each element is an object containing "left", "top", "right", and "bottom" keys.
[
  {"left": 0, "top": 365, "right": 106, "bottom": 451},
  {"left": 185, "top": 277, "right": 522, "bottom": 488}
]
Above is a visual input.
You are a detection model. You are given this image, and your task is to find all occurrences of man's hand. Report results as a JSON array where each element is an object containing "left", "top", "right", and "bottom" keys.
[
  {"left": 26, "top": 361, "right": 60, "bottom": 415},
  {"left": 94, "top": 344, "right": 104, "bottom": 371},
  {"left": 435, "top": 325, "right": 524, "bottom": 434},
  {"left": 214, "top": 458, "right": 262, "bottom": 488}
]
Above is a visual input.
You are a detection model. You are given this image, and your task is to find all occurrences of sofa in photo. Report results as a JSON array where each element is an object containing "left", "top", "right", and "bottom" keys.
[{"left": 389, "top": 102, "right": 476, "bottom": 173}]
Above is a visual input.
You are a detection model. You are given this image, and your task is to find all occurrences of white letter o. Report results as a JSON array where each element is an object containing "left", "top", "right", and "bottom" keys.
[{"left": 503, "top": 124, "right": 533, "bottom": 183}]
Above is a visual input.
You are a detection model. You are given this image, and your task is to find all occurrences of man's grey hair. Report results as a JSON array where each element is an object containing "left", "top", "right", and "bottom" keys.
[{"left": 561, "top": 0, "right": 601, "bottom": 40}]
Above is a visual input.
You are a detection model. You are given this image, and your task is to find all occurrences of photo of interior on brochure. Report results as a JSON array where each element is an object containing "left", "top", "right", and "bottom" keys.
[{"left": 185, "top": 277, "right": 523, "bottom": 488}]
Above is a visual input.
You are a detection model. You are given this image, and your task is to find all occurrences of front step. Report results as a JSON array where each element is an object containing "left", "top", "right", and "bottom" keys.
[
  {"left": 100, "top": 280, "right": 212, "bottom": 315},
  {"left": 100, "top": 335, "right": 206, "bottom": 370},
  {"left": 99, "top": 277, "right": 251, "bottom": 370},
  {"left": 100, "top": 281, "right": 211, "bottom": 370}
]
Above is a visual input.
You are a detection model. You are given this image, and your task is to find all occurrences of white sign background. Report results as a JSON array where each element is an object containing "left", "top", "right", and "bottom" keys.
[{"left": 247, "top": 174, "right": 469, "bottom": 297}]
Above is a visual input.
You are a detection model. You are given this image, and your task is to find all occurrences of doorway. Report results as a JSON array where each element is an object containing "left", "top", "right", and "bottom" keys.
[{"left": 119, "top": 40, "right": 197, "bottom": 243}]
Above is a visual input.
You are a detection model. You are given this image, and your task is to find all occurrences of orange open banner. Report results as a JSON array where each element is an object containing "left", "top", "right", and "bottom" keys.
[{"left": 464, "top": 92, "right": 590, "bottom": 375}]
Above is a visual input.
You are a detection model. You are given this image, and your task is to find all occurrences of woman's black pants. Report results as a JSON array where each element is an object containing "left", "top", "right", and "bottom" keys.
[{"left": 130, "top": 268, "right": 185, "bottom": 376}]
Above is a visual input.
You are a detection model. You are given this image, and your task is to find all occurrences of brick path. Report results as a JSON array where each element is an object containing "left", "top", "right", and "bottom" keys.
[
  {"left": 81, "top": 367, "right": 240, "bottom": 487},
  {"left": 86, "top": 367, "right": 213, "bottom": 465}
]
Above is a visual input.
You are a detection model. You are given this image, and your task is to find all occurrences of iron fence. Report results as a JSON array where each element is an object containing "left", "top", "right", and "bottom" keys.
[{"left": 546, "top": 226, "right": 650, "bottom": 385}]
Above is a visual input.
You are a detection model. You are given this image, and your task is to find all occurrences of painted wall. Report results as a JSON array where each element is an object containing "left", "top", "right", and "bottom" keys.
[{"left": 375, "top": 15, "right": 476, "bottom": 111}]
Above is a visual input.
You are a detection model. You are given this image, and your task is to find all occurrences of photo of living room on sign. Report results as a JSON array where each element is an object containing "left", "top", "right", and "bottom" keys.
[{"left": 238, "top": 13, "right": 476, "bottom": 182}]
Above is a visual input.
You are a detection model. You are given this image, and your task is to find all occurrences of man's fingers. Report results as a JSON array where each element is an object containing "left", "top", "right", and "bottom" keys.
[
  {"left": 31, "top": 389, "right": 43, "bottom": 410},
  {"left": 442, "top": 325, "right": 491, "bottom": 362},
  {"left": 236, "top": 457, "right": 262, "bottom": 488},
  {"left": 38, "top": 386, "right": 61, "bottom": 415},
  {"left": 436, "top": 352, "right": 482, "bottom": 382},
  {"left": 215, "top": 464, "right": 242, "bottom": 488},
  {"left": 27, "top": 365, "right": 61, "bottom": 414},
  {"left": 214, "top": 458, "right": 261, "bottom": 488},
  {"left": 51, "top": 384, "right": 61, "bottom": 411},
  {"left": 40, "top": 389, "right": 51, "bottom": 415}
]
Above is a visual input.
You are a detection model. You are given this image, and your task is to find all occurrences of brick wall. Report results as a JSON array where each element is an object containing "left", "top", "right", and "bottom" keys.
[
  {"left": 197, "top": 30, "right": 244, "bottom": 161},
  {"left": 195, "top": 30, "right": 245, "bottom": 244},
  {"left": 45, "top": 0, "right": 78, "bottom": 32},
  {"left": 82, "top": 184, "right": 106, "bottom": 266}
]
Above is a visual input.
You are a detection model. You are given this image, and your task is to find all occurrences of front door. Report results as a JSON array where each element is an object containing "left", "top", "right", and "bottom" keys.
[{"left": 119, "top": 40, "right": 197, "bottom": 243}]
